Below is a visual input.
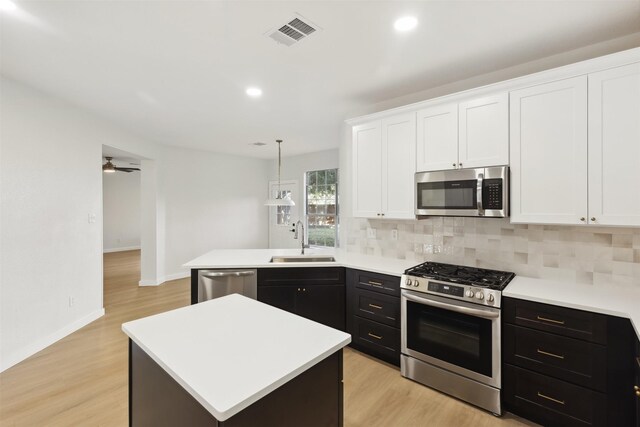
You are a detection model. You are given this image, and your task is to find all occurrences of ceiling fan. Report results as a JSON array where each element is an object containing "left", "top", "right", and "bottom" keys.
[{"left": 102, "top": 157, "right": 140, "bottom": 173}]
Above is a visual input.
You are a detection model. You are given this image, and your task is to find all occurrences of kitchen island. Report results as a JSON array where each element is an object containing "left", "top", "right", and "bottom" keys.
[{"left": 122, "top": 294, "right": 351, "bottom": 426}]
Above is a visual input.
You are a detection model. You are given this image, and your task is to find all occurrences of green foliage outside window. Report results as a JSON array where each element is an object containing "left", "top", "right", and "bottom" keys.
[{"left": 306, "top": 169, "right": 338, "bottom": 247}]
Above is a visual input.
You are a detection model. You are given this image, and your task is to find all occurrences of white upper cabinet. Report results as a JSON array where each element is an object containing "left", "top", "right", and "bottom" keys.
[
  {"left": 588, "top": 63, "right": 640, "bottom": 226},
  {"left": 510, "top": 76, "right": 588, "bottom": 224},
  {"left": 352, "top": 113, "right": 416, "bottom": 219},
  {"left": 459, "top": 93, "right": 509, "bottom": 169},
  {"left": 352, "top": 121, "right": 382, "bottom": 218},
  {"left": 416, "top": 93, "right": 508, "bottom": 172},
  {"left": 382, "top": 113, "right": 416, "bottom": 219},
  {"left": 416, "top": 103, "right": 458, "bottom": 172}
]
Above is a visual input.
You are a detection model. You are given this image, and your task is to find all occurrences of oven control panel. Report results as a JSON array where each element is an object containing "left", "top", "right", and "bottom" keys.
[
  {"left": 427, "top": 282, "right": 464, "bottom": 297},
  {"left": 401, "top": 275, "right": 500, "bottom": 308}
]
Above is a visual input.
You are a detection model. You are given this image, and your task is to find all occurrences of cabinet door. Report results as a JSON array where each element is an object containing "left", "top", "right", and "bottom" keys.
[
  {"left": 352, "top": 122, "right": 382, "bottom": 218},
  {"left": 588, "top": 63, "right": 640, "bottom": 226},
  {"left": 510, "top": 76, "right": 588, "bottom": 224},
  {"left": 459, "top": 93, "right": 509, "bottom": 168},
  {"left": 296, "top": 285, "right": 345, "bottom": 331},
  {"left": 381, "top": 113, "right": 416, "bottom": 219},
  {"left": 416, "top": 103, "right": 458, "bottom": 172},
  {"left": 257, "top": 285, "right": 296, "bottom": 314}
]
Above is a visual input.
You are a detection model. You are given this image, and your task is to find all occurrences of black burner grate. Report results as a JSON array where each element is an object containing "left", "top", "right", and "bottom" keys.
[{"left": 405, "top": 261, "right": 515, "bottom": 290}]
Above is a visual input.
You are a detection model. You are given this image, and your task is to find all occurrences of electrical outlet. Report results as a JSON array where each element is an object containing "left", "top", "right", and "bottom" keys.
[
  {"left": 88, "top": 213, "right": 96, "bottom": 224},
  {"left": 68, "top": 296, "right": 75, "bottom": 307},
  {"left": 367, "top": 228, "right": 376, "bottom": 239},
  {"left": 391, "top": 229, "right": 398, "bottom": 241}
]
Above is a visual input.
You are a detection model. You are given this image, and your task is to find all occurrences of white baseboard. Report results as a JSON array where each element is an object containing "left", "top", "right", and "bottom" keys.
[
  {"left": 103, "top": 246, "right": 141, "bottom": 254},
  {"left": 138, "top": 271, "right": 190, "bottom": 286},
  {"left": 0, "top": 308, "right": 105, "bottom": 373}
]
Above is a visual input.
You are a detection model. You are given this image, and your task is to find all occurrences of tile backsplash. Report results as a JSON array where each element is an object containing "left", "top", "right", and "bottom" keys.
[{"left": 345, "top": 217, "right": 640, "bottom": 286}]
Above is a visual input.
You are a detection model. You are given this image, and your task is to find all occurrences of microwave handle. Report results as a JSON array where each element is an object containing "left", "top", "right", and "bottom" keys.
[{"left": 477, "top": 172, "right": 484, "bottom": 216}]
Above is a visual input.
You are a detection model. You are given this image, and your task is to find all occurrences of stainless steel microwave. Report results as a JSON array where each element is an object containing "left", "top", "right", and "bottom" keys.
[{"left": 415, "top": 166, "right": 509, "bottom": 218}]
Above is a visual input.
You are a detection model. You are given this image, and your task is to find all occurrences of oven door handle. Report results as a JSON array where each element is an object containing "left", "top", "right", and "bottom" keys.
[{"left": 402, "top": 291, "right": 499, "bottom": 319}]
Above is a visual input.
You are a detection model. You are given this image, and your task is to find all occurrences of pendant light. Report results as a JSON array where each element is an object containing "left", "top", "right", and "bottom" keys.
[{"left": 265, "top": 139, "right": 295, "bottom": 206}]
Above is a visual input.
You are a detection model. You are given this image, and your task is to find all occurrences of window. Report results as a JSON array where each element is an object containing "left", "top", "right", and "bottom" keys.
[{"left": 305, "top": 169, "right": 338, "bottom": 247}]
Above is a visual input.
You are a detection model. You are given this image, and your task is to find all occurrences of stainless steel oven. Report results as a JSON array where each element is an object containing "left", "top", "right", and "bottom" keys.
[
  {"left": 400, "top": 262, "right": 514, "bottom": 416},
  {"left": 415, "top": 166, "right": 508, "bottom": 218},
  {"left": 401, "top": 289, "right": 500, "bottom": 385}
]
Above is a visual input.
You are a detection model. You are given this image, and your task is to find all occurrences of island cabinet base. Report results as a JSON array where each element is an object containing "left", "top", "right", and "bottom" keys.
[{"left": 129, "top": 340, "right": 344, "bottom": 427}]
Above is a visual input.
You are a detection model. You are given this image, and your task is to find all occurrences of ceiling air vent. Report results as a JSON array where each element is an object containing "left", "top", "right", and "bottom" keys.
[{"left": 266, "top": 15, "right": 320, "bottom": 47}]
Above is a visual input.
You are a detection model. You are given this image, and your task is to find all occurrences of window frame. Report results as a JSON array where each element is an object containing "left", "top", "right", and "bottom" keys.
[{"left": 304, "top": 168, "right": 339, "bottom": 248}]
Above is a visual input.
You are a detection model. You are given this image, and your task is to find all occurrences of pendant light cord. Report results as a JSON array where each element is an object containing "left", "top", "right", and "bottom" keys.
[{"left": 276, "top": 139, "right": 282, "bottom": 198}]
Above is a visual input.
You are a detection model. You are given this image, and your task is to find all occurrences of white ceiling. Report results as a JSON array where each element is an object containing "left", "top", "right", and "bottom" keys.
[{"left": 2, "top": 1, "right": 640, "bottom": 159}]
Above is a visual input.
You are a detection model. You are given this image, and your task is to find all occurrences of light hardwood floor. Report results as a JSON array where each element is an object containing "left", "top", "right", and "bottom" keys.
[{"left": 0, "top": 250, "right": 535, "bottom": 426}]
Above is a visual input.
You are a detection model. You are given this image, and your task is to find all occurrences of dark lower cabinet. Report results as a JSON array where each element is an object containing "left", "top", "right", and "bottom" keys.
[
  {"left": 635, "top": 336, "right": 640, "bottom": 427},
  {"left": 346, "top": 268, "right": 401, "bottom": 366},
  {"left": 130, "top": 340, "right": 344, "bottom": 427},
  {"left": 257, "top": 268, "right": 345, "bottom": 331},
  {"left": 503, "top": 297, "right": 636, "bottom": 427}
]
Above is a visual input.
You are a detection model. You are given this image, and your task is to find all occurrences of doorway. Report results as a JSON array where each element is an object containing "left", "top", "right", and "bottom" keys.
[{"left": 268, "top": 180, "right": 299, "bottom": 249}]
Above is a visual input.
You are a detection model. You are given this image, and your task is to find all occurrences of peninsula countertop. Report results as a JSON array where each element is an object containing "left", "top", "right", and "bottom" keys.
[
  {"left": 183, "top": 248, "right": 416, "bottom": 277},
  {"left": 183, "top": 249, "right": 640, "bottom": 340},
  {"left": 121, "top": 294, "right": 351, "bottom": 421}
]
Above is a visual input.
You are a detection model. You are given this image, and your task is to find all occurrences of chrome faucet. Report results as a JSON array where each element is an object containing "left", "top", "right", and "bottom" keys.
[{"left": 293, "top": 220, "right": 309, "bottom": 255}]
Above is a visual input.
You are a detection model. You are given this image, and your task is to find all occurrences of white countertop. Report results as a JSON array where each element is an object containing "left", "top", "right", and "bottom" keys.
[
  {"left": 504, "top": 276, "right": 640, "bottom": 340},
  {"left": 121, "top": 294, "right": 351, "bottom": 421},
  {"left": 183, "top": 248, "right": 415, "bottom": 277}
]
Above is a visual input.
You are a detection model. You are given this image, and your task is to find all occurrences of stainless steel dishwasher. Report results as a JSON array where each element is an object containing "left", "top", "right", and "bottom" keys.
[{"left": 197, "top": 269, "right": 257, "bottom": 302}]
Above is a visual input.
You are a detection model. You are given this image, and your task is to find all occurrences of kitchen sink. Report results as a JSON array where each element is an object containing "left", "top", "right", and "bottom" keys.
[{"left": 269, "top": 255, "right": 336, "bottom": 263}]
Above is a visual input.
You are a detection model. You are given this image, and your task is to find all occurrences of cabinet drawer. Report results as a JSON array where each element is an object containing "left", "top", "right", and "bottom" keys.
[
  {"left": 504, "top": 324, "right": 606, "bottom": 390},
  {"left": 352, "top": 317, "right": 400, "bottom": 365},
  {"left": 352, "top": 269, "right": 400, "bottom": 297},
  {"left": 353, "top": 288, "right": 400, "bottom": 328},
  {"left": 503, "top": 297, "right": 607, "bottom": 344},
  {"left": 504, "top": 364, "right": 606, "bottom": 427},
  {"left": 258, "top": 267, "right": 345, "bottom": 286}
]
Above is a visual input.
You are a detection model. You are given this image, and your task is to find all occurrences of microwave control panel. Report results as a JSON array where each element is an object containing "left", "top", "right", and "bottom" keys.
[{"left": 483, "top": 179, "right": 503, "bottom": 210}]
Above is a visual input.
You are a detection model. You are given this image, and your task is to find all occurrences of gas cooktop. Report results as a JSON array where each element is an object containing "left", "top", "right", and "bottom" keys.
[{"left": 404, "top": 261, "right": 515, "bottom": 291}]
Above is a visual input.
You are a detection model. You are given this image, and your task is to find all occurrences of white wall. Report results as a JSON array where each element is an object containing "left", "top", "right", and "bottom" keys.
[
  {"left": 161, "top": 146, "right": 269, "bottom": 279},
  {"left": 0, "top": 77, "right": 271, "bottom": 371},
  {"left": 1, "top": 78, "right": 105, "bottom": 371},
  {"left": 102, "top": 170, "right": 141, "bottom": 252}
]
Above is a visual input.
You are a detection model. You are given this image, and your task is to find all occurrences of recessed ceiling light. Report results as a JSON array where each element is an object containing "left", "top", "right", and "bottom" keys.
[
  {"left": 246, "top": 87, "right": 263, "bottom": 98},
  {"left": 0, "top": 0, "right": 17, "bottom": 12},
  {"left": 394, "top": 16, "right": 418, "bottom": 32}
]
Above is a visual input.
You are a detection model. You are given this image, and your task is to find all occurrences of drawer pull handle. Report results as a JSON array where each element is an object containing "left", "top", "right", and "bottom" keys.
[
  {"left": 537, "top": 392, "right": 565, "bottom": 405},
  {"left": 536, "top": 315, "right": 565, "bottom": 325},
  {"left": 368, "top": 304, "right": 383, "bottom": 310},
  {"left": 636, "top": 357, "right": 640, "bottom": 369},
  {"left": 368, "top": 281, "right": 383, "bottom": 287},
  {"left": 537, "top": 349, "right": 565, "bottom": 360},
  {"left": 367, "top": 332, "right": 383, "bottom": 340}
]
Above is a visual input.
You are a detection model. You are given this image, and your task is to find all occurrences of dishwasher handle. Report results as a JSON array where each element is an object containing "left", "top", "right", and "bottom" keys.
[{"left": 201, "top": 270, "right": 256, "bottom": 279}]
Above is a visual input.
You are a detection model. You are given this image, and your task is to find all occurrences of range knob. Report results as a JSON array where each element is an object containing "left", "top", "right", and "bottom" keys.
[
  {"left": 475, "top": 292, "right": 485, "bottom": 300},
  {"left": 414, "top": 280, "right": 420, "bottom": 287},
  {"left": 406, "top": 278, "right": 412, "bottom": 287},
  {"left": 487, "top": 294, "right": 495, "bottom": 303},
  {"left": 465, "top": 290, "right": 474, "bottom": 298}
]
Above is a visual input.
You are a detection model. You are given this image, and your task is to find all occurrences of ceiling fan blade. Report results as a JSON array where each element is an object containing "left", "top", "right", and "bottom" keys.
[{"left": 114, "top": 167, "right": 140, "bottom": 172}]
